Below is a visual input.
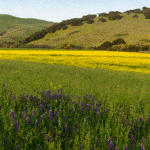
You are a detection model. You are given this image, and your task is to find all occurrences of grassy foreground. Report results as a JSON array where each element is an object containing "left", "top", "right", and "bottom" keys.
[{"left": 0, "top": 49, "right": 150, "bottom": 149}]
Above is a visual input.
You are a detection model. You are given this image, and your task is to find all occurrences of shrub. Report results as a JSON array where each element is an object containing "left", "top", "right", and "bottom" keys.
[
  {"left": 143, "top": 9, "right": 150, "bottom": 19},
  {"left": 97, "top": 41, "right": 113, "bottom": 50},
  {"left": 126, "top": 44, "right": 140, "bottom": 52},
  {"left": 111, "top": 44, "right": 127, "bottom": 51},
  {"left": 60, "top": 43, "right": 83, "bottom": 50},
  {"left": 98, "top": 13, "right": 109, "bottom": 17},
  {"left": 69, "top": 18, "right": 83, "bottom": 26},
  {"left": 98, "top": 18, "right": 107, "bottom": 22},
  {"left": 132, "top": 14, "right": 139, "bottom": 18},
  {"left": 108, "top": 13, "right": 123, "bottom": 21},
  {"left": 61, "top": 25, "right": 68, "bottom": 30},
  {"left": 142, "top": 6, "right": 150, "bottom": 13},
  {"left": 141, "top": 45, "right": 150, "bottom": 51},
  {"left": 82, "top": 14, "right": 97, "bottom": 21},
  {"left": 86, "top": 19, "right": 94, "bottom": 24},
  {"left": 111, "top": 38, "right": 126, "bottom": 45}
]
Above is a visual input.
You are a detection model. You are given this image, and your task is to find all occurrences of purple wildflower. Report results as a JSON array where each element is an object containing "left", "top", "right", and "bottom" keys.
[
  {"left": 36, "top": 144, "right": 40, "bottom": 150},
  {"left": 35, "top": 120, "right": 38, "bottom": 127},
  {"left": 40, "top": 115, "right": 44, "bottom": 122},
  {"left": 15, "top": 120, "right": 19, "bottom": 131},
  {"left": 90, "top": 145, "right": 94, "bottom": 150},
  {"left": 147, "top": 114, "right": 150, "bottom": 125},
  {"left": 49, "top": 110, "right": 53, "bottom": 122},
  {"left": 39, "top": 104, "right": 42, "bottom": 113},
  {"left": 17, "top": 145, "right": 21, "bottom": 150},
  {"left": 115, "top": 146, "right": 119, "bottom": 150},
  {"left": 43, "top": 100, "right": 46, "bottom": 106},
  {"left": 130, "top": 134, "right": 134, "bottom": 148},
  {"left": 0, "top": 104, "right": 1, "bottom": 110},
  {"left": 26, "top": 117, "right": 30, "bottom": 126}
]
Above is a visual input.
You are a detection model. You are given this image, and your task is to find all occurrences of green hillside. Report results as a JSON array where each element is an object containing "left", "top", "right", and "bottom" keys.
[
  {"left": 27, "top": 12, "right": 150, "bottom": 50},
  {"left": 1, "top": 7, "right": 150, "bottom": 52},
  {"left": 0, "top": 14, "right": 55, "bottom": 44}
]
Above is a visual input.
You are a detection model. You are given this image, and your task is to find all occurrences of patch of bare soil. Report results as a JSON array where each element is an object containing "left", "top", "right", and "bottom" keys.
[{"left": 138, "top": 51, "right": 150, "bottom": 54}]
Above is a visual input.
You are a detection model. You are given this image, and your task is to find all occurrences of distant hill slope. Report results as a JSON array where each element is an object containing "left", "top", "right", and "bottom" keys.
[
  {"left": 26, "top": 12, "right": 150, "bottom": 50},
  {"left": 0, "top": 14, "right": 55, "bottom": 44},
  {"left": 1, "top": 7, "right": 150, "bottom": 51}
]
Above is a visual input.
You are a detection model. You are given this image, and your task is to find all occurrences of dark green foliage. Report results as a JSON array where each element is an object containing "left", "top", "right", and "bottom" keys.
[
  {"left": 143, "top": 9, "right": 150, "bottom": 19},
  {"left": 112, "top": 38, "right": 126, "bottom": 45},
  {"left": 86, "top": 19, "right": 94, "bottom": 24},
  {"left": 60, "top": 43, "right": 83, "bottom": 50},
  {"left": 82, "top": 14, "right": 96, "bottom": 21},
  {"left": 108, "top": 13, "right": 123, "bottom": 21},
  {"left": 124, "top": 8, "right": 143, "bottom": 15},
  {"left": 68, "top": 31, "right": 80, "bottom": 35},
  {"left": 0, "top": 42, "right": 15, "bottom": 48},
  {"left": 108, "top": 11, "right": 122, "bottom": 16},
  {"left": 141, "top": 45, "right": 150, "bottom": 51},
  {"left": 69, "top": 18, "right": 83, "bottom": 26},
  {"left": 98, "top": 13, "right": 109, "bottom": 17},
  {"left": 142, "top": 6, "right": 150, "bottom": 13},
  {"left": 132, "top": 14, "right": 139, "bottom": 18},
  {"left": 127, "top": 44, "right": 140, "bottom": 52},
  {"left": 97, "top": 41, "right": 113, "bottom": 50},
  {"left": 98, "top": 18, "right": 107, "bottom": 22},
  {"left": 21, "top": 44, "right": 54, "bottom": 49},
  {"left": 61, "top": 25, "right": 68, "bottom": 30}
]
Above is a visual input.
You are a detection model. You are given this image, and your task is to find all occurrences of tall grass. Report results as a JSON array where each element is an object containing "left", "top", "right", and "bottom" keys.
[{"left": 0, "top": 49, "right": 150, "bottom": 149}]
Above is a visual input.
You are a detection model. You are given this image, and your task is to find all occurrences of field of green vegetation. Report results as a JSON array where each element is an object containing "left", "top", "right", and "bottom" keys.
[{"left": 0, "top": 48, "right": 150, "bottom": 149}]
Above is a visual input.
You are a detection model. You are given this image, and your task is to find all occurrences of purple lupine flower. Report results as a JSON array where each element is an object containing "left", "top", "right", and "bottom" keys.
[
  {"left": 40, "top": 115, "right": 44, "bottom": 122},
  {"left": 0, "top": 104, "right": 1, "bottom": 110},
  {"left": 49, "top": 110, "right": 53, "bottom": 122},
  {"left": 17, "top": 145, "right": 21, "bottom": 150},
  {"left": 72, "top": 107, "right": 74, "bottom": 114},
  {"left": 95, "top": 105, "right": 100, "bottom": 115},
  {"left": 108, "top": 137, "right": 114, "bottom": 150},
  {"left": 26, "top": 117, "right": 30, "bottom": 126},
  {"left": 115, "top": 146, "right": 119, "bottom": 150},
  {"left": 39, "top": 104, "right": 42, "bottom": 113},
  {"left": 54, "top": 118, "right": 58, "bottom": 125},
  {"left": 139, "top": 116, "right": 143, "bottom": 124},
  {"left": 54, "top": 92, "right": 57, "bottom": 100},
  {"left": 36, "top": 144, "right": 40, "bottom": 150},
  {"left": 35, "top": 120, "right": 38, "bottom": 127},
  {"left": 95, "top": 137, "right": 99, "bottom": 144},
  {"left": 140, "top": 145, "right": 145, "bottom": 150},
  {"left": 132, "top": 118, "right": 135, "bottom": 125},
  {"left": 15, "top": 120, "right": 19, "bottom": 131},
  {"left": 47, "top": 104, "right": 50, "bottom": 111},
  {"left": 53, "top": 129, "right": 56, "bottom": 139},
  {"left": 147, "top": 114, "right": 150, "bottom": 125},
  {"left": 21, "top": 137, "right": 25, "bottom": 143},
  {"left": 45, "top": 134, "right": 49, "bottom": 141},
  {"left": 80, "top": 101, "right": 84, "bottom": 107},
  {"left": 128, "top": 129, "right": 132, "bottom": 138},
  {"left": 10, "top": 109, "right": 16, "bottom": 123},
  {"left": 79, "top": 107, "right": 83, "bottom": 114},
  {"left": 22, "top": 110, "right": 27, "bottom": 121},
  {"left": 43, "top": 113, "right": 47, "bottom": 117},
  {"left": 79, "top": 144, "right": 82, "bottom": 150},
  {"left": 41, "top": 131, "right": 44, "bottom": 135},
  {"left": 86, "top": 104, "right": 89, "bottom": 113},
  {"left": 124, "top": 145, "right": 128, "bottom": 150},
  {"left": 141, "top": 137, "right": 146, "bottom": 146},
  {"left": 90, "top": 145, "right": 93, "bottom": 150},
  {"left": 55, "top": 108, "right": 58, "bottom": 117},
  {"left": 43, "top": 100, "right": 46, "bottom": 106},
  {"left": 130, "top": 134, "right": 134, "bottom": 148},
  {"left": 2, "top": 142, "right": 5, "bottom": 147}
]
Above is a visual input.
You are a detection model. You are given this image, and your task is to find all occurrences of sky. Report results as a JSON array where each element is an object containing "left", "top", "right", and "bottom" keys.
[{"left": 0, "top": 0, "right": 150, "bottom": 23}]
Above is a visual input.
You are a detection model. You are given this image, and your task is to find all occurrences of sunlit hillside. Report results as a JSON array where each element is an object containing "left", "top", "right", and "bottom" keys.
[
  {"left": 28, "top": 12, "right": 150, "bottom": 49},
  {"left": 0, "top": 14, "right": 55, "bottom": 43}
]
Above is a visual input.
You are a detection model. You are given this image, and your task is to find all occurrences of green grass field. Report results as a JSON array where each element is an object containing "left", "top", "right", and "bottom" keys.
[{"left": 0, "top": 49, "right": 150, "bottom": 149}]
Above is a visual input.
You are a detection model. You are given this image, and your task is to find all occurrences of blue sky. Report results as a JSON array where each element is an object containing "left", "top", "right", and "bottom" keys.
[{"left": 0, "top": 0, "right": 150, "bottom": 23}]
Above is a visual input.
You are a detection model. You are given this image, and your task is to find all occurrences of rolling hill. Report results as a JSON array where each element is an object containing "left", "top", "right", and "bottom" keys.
[
  {"left": 0, "top": 14, "right": 55, "bottom": 45},
  {"left": 1, "top": 6, "right": 150, "bottom": 52}
]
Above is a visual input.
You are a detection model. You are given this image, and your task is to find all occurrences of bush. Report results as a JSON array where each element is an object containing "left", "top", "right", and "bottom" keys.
[
  {"left": 98, "top": 18, "right": 107, "bottom": 22},
  {"left": 132, "top": 14, "right": 139, "bottom": 18},
  {"left": 97, "top": 41, "right": 113, "bottom": 50},
  {"left": 111, "top": 38, "right": 126, "bottom": 45},
  {"left": 61, "top": 25, "right": 68, "bottom": 30},
  {"left": 69, "top": 18, "right": 83, "bottom": 26},
  {"left": 108, "top": 13, "right": 123, "bottom": 21},
  {"left": 143, "top": 9, "right": 150, "bottom": 19},
  {"left": 141, "top": 45, "right": 150, "bottom": 51},
  {"left": 82, "top": 14, "right": 96, "bottom": 21},
  {"left": 111, "top": 44, "right": 127, "bottom": 51},
  {"left": 126, "top": 44, "right": 140, "bottom": 52},
  {"left": 98, "top": 13, "right": 109, "bottom": 17},
  {"left": 142, "top": 7, "right": 150, "bottom": 13},
  {"left": 60, "top": 43, "right": 83, "bottom": 50},
  {"left": 86, "top": 19, "right": 94, "bottom": 24}
]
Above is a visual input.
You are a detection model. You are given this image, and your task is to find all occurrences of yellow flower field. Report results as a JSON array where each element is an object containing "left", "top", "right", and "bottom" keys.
[{"left": 0, "top": 50, "right": 150, "bottom": 74}]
